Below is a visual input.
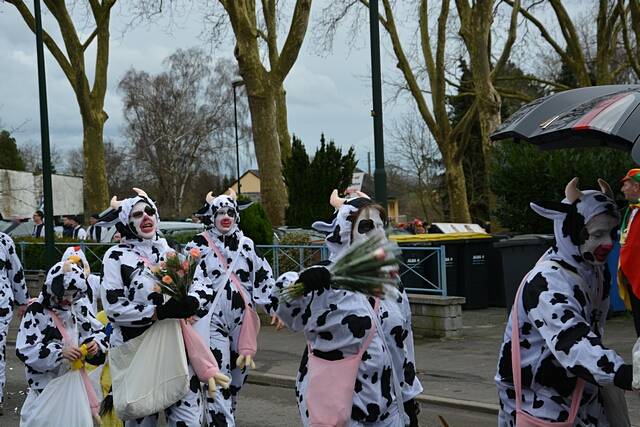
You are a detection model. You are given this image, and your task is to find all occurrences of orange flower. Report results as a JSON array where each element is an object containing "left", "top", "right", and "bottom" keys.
[
  {"left": 162, "top": 275, "right": 173, "bottom": 284},
  {"left": 189, "top": 248, "right": 201, "bottom": 258}
]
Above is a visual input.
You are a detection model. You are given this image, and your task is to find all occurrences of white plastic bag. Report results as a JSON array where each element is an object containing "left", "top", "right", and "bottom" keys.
[
  {"left": 20, "top": 369, "right": 94, "bottom": 427},
  {"left": 632, "top": 336, "right": 640, "bottom": 389},
  {"left": 109, "top": 319, "right": 189, "bottom": 420}
]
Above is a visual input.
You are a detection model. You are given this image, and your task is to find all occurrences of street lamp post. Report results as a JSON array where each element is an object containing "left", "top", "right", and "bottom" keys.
[
  {"left": 368, "top": 0, "right": 387, "bottom": 208},
  {"left": 34, "top": 0, "right": 56, "bottom": 268},
  {"left": 232, "top": 79, "right": 245, "bottom": 196}
]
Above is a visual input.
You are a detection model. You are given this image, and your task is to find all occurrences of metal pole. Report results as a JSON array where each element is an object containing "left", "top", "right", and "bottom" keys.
[
  {"left": 232, "top": 79, "right": 245, "bottom": 196},
  {"left": 369, "top": 0, "right": 387, "bottom": 208},
  {"left": 233, "top": 85, "right": 241, "bottom": 195},
  {"left": 34, "top": 0, "right": 56, "bottom": 269}
]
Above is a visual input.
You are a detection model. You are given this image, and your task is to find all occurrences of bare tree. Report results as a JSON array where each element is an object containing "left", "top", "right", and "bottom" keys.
[
  {"left": 18, "top": 141, "right": 64, "bottom": 174},
  {"left": 5, "top": 0, "right": 117, "bottom": 213},
  {"left": 506, "top": 0, "right": 625, "bottom": 87},
  {"left": 618, "top": 0, "right": 640, "bottom": 79},
  {"left": 389, "top": 112, "right": 445, "bottom": 223},
  {"left": 118, "top": 49, "right": 243, "bottom": 217},
  {"left": 319, "top": 1, "right": 480, "bottom": 221},
  {"left": 132, "top": 0, "right": 312, "bottom": 225}
]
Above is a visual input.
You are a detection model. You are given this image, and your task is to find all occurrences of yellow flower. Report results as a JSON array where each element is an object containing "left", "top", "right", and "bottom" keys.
[
  {"left": 150, "top": 265, "right": 161, "bottom": 274},
  {"left": 162, "top": 275, "right": 173, "bottom": 284}
]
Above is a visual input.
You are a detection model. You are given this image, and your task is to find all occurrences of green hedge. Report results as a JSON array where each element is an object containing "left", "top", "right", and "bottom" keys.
[
  {"left": 13, "top": 236, "right": 114, "bottom": 274},
  {"left": 239, "top": 201, "right": 273, "bottom": 245}
]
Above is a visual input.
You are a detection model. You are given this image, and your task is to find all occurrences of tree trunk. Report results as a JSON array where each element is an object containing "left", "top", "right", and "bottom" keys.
[
  {"left": 246, "top": 89, "right": 286, "bottom": 226},
  {"left": 442, "top": 149, "right": 472, "bottom": 223},
  {"left": 81, "top": 114, "right": 109, "bottom": 215},
  {"left": 275, "top": 84, "right": 292, "bottom": 160}
]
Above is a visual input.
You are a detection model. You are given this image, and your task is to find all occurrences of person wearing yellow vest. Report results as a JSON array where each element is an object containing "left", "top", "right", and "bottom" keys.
[{"left": 618, "top": 168, "right": 640, "bottom": 336}]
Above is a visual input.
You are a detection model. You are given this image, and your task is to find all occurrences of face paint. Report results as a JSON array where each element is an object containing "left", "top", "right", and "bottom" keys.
[
  {"left": 579, "top": 213, "right": 618, "bottom": 265},
  {"left": 214, "top": 207, "right": 237, "bottom": 234},
  {"left": 129, "top": 201, "right": 157, "bottom": 239},
  {"left": 351, "top": 206, "right": 386, "bottom": 245}
]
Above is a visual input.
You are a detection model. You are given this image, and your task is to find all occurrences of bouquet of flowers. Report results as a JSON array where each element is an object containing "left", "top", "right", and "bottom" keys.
[
  {"left": 279, "top": 233, "right": 402, "bottom": 301},
  {"left": 148, "top": 248, "right": 202, "bottom": 301}
]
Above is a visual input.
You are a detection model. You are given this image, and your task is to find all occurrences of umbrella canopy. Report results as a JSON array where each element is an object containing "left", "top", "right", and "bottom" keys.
[{"left": 490, "top": 85, "right": 640, "bottom": 161}]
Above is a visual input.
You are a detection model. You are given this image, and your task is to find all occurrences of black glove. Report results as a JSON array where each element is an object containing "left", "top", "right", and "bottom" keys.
[
  {"left": 403, "top": 398, "right": 420, "bottom": 427},
  {"left": 297, "top": 266, "right": 331, "bottom": 294},
  {"left": 156, "top": 296, "right": 199, "bottom": 320}
]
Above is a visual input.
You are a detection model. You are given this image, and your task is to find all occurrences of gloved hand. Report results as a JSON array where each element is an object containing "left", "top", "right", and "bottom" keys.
[
  {"left": 236, "top": 354, "right": 256, "bottom": 370},
  {"left": 156, "top": 296, "right": 199, "bottom": 320},
  {"left": 297, "top": 266, "right": 331, "bottom": 294},
  {"left": 207, "top": 373, "right": 231, "bottom": 397}
]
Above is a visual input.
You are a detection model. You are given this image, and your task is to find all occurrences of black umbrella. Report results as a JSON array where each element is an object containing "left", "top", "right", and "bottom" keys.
[{"left": 490, "top": 85, "right": 640, "bottom": 162}]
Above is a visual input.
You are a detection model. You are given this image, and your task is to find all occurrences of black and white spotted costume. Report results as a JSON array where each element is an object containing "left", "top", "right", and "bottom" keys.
[
  {"left": 99, "top": 191, "right": 213, "bottom": 427},
  {"left": 186, "top": 193, "right": 275, "bottom": 426},
  {"left": 0, "top": 232, "right": 28, "bottom": 403},
  {"left": 268, "top": 196, "right": 423, "bottom": 426},
  {"left": 496, "top": 186, "right": 633, "bottom": 425},
  {"left": 61, "top": 246, "right": 101, "bottom": 315},
  {"left": 16, "top": 261, "right": 107, "bottom": 395}
]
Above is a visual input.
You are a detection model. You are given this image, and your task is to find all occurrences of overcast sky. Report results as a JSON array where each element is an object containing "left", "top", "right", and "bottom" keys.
[{"left": 0, "top": 2, "right": 417, "bottom": 175}]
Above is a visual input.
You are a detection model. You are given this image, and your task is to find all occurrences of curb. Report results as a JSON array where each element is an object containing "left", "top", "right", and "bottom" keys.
[{"left": 248, "top": 371, "right": 500, "bottom": 416}]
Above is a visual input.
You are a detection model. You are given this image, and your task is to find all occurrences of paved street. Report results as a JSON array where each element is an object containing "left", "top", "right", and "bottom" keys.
[{"left": 1, "top": 308, "right": 638, "bottom": 426}]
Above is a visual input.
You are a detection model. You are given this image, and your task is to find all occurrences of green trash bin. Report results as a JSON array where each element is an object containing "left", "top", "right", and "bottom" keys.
[{"left": 494, "top": 234, "right": 554, "bottom": 314}]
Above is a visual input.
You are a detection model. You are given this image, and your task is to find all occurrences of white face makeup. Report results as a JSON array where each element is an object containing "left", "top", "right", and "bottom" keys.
[
  {"left": 351, "top": 206, "right": 386, "bottom": 245},
  {"left": 214, "top": 207, "right": 237, "bottom": 234},
  {"left": 580, "top": 213, "right": 618, "bottom": 265},
  {"left": 129, "top": 201, "right": 157, "bottom": 239}
]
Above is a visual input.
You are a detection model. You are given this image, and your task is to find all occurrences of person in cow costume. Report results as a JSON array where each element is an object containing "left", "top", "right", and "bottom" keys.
[
  {"left": 98, "top": 188, "right": 214, "bottom": 426},
  {"left": 60, "top": 246, "right": 101, "bottom": 315},
  {"left": 186, "top": 189, "right": 276, "bottom": 426},
  {"left": 496, "top": 178, "right": 634, "bottom": 426},
  {"left": 267, "top": 190, "right": 423, "bottom": 427},
  {"left": 16, "top": 259, "right": 108, "bottom": 422},
  {"left": 0, "top": 232, "right": 28, "bottom": 414}
]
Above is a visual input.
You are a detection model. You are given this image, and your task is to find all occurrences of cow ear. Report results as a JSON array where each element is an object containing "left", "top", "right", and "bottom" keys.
[
  {"left": 96, "top": 206, "right": 121, "bottom": 227},
  {"left": 237, "top": 200, "right": 254, "bottom": 211},
  {"left": 530, "top": 201, "right": 572, "bottom": 220},
  {"left": 312, "top": 218, "right": 337, "bottom": 234}
]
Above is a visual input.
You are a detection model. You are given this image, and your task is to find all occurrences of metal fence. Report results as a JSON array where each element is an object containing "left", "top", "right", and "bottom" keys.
[{"left": 15, "top": 241, "right": 448, "bottom": 296}]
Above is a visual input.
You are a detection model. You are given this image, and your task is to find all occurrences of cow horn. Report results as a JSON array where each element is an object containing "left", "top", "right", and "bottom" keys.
[
  {"left": 205, "top": 191, "right": 215, "bottom": 205},
  {"left": 565, "top": 177, "right": 583, "bottom": 203},
  {"left": 355, "top": 191, "right": 371, "bottom": 199},
  {"left": 227, "top": 189, "right": 237, "bottom": 201},
  {"left": 598, "top": 178, "right": 614, "bottom": 199},
  {"left": 330, "top": 189, "right": 345, "bottom": 208},
  {"left": 110, "top": 196, "right": 123, "bottom": 210},
  {"left": 133, "top": 187, "right": 149, "bottom": 198}
]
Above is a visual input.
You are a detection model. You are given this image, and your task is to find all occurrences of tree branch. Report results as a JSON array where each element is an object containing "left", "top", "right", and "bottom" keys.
[
  {"left": 273, "top": 0, "right": 312, "bottom": 82},
  {"left": 492, "top": 0, "right": 520, "bottom": 79},
  {"left": 494, "top": 74, "right": 570, "bottom": 91},
  {"left": 503, "top": 0, "right": 570, "bottom": 70}
]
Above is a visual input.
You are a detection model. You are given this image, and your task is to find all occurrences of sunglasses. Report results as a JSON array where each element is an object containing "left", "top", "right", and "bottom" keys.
[
  {"left": 216, "top": 208, "right": 237, "bottom": 218},
  {"left": 131, "top": 206, "right": 157, "bottom": 219}
]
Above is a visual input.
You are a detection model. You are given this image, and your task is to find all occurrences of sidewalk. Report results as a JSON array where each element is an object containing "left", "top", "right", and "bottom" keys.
[{"left": 253, "top": 308, "right": 640, "bottom": 421}]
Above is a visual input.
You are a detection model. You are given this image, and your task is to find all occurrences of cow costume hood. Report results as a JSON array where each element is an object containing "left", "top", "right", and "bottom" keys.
[
  {"left": 96, "top": 187, "right": 161, "bottom": 241},
  {"left": 194, "top": 189, "right": 252, "bottom": 229},
  {"left": 530, "top": 177, "right": 619, "bottom": 271},
  {"left": 40, "top": 260, "right": 87, "bottom": 310},
  {"left": 312, "top": 190, "right": 382, "bottom": 260}
]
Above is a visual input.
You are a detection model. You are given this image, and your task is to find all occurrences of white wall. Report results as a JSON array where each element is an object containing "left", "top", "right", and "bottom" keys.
[{"left": 0, "top": 169, "right": 83, "bottom": 217}]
